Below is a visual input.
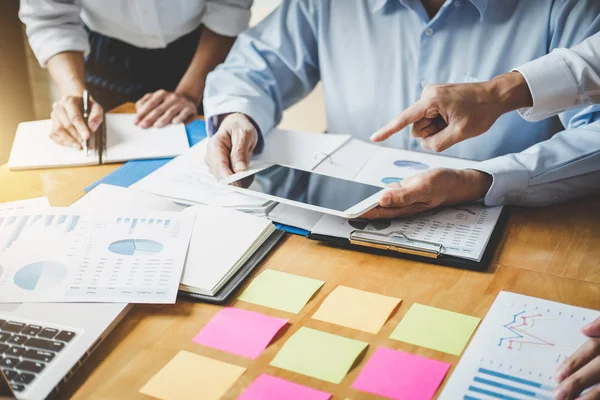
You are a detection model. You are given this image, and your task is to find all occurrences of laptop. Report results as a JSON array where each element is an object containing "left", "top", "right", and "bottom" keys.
[{"left": 0, "top": 302, "right": 130, "bottom": 399}]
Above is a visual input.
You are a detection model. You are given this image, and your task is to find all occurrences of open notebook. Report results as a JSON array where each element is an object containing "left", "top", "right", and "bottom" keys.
[
  {"left": 72, "top": 184, "right": 278, "bottom": 298},
  {"left": 8, "top": 114, "right": 189, "bottom": 170}
]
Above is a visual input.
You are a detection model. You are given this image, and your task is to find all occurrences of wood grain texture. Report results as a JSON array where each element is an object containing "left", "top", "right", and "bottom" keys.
[{"left": 1, "top": 103, "right": 599, "bottom": 399}]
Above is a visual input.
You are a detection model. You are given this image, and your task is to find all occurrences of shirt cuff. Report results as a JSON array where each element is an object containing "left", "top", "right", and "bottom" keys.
[
  {"left": 513, "top": 51, "right": 579, "bottom": 122},
  {"left": 472, "top": 156, "right": 530, "bottom": 206},
  {"left": 201, "top": 1, "right": 251, "bottom": 37}
]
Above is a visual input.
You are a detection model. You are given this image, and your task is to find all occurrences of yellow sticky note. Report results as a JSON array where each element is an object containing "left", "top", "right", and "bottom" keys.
[
  {"left": 140, "top": 351, "right": 246, "bottom": 400},
  {"left": 270, "top": 327, "right": 368, "bottom": 384},
  {"left": 312, "top": 286, "right": 401, "bottom": 334},
  {"left": 390, "top": 303, "right": 480, "bottom": 356},
  {"left": 238, "top": 269, "right": 324, "bottom": 314}
]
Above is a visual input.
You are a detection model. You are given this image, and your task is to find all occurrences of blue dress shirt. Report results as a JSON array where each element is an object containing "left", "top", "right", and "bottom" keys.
[{"left": 204, "top": 0, "right": 600, "bottom": 207}]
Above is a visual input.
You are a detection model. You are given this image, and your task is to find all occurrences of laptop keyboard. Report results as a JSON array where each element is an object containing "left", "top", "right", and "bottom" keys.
[{"left": 0, "top": 319, "right": 76, "bottom": 393}]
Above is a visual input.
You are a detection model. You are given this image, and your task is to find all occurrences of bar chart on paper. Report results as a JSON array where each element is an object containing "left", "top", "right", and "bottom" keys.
[{"left": 440, "top": 292, "right": 600, "bottom": 400}]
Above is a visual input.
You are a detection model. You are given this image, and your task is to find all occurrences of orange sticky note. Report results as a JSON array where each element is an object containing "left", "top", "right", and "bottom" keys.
[
  {"left": 139, "top": 351, "right": 245, "bottom": 400},
  {"left": 312, "top": 286, "right": 401, "bottom": 334}
]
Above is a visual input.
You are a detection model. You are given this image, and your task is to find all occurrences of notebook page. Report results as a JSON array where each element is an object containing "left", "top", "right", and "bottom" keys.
[
  {"left": 8, "top": 120, "right": 98, "bottom": 170},
  {"left": 102, "top": 114, "right": 189, "bottom": 163}
]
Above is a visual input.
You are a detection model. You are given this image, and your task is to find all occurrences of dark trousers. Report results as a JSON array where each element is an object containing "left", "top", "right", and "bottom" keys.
[{"left": 84, "top": 26, "right": 203, "bottom": 112}]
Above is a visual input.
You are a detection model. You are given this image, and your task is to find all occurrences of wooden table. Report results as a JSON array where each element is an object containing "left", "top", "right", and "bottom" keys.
[{"left": 1, "top": 104, "right": 599, "bottom": 399}]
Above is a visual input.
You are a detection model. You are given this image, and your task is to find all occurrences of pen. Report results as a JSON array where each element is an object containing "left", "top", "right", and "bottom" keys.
[{"left": 82, "top": 89, "right": 90, "bottom": 155}]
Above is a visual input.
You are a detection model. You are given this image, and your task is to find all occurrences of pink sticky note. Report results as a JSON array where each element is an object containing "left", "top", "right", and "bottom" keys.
[
  {"left": 238, "top": 374, "right": 331, "bottom": 400},
  {"left": 193, "top": 307, "right": 288, "bottom": 359},
  {"left": 352, "top": 347, "right": 450, "bottom": 400}
]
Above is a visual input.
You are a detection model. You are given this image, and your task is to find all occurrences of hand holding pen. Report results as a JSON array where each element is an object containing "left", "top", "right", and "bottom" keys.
[{"left": 49, "top": 91, "right": 103, "bottom": 151}]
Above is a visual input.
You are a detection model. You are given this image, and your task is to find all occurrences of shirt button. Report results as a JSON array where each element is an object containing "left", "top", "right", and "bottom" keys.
[
  {"left": 425, "top": 28, "right": 434, "bottom": 36},
  {"left": 420, "top": 80, "right": 427, "bottom": 88},
  {"left": 497, "top": 196, "right": 506, "bottom": 204},
  {"left": 455, "top": 0, "right": 461, "bottom": 7}
]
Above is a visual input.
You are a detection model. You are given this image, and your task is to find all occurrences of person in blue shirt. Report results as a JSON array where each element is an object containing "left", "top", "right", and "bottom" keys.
[{"left": 203, "top": 0, "right": 600, "bottom": 221}]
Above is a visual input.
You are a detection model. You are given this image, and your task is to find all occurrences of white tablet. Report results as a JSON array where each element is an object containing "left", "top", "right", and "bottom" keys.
[{"left": 223, "top": 164, "right": 384, "bottom": 219}]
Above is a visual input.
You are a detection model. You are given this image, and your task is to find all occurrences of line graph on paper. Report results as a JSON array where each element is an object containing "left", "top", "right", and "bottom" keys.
[
  {"left": 467, "top": 301, "right": 593, "bottom": 398},
  {"left": 440, "top": 292, "right": 600, "bottom": 400}
]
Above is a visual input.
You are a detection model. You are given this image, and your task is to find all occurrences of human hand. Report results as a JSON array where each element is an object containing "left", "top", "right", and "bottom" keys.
[
  {"left": 204, "top": 113, "right": 258, "bottom": 179},
  {"left": 50, "top": 95, "right": 103, "bottom": 149},
  {"left": 370, "top": 72, "right": 532, "bottom": 152},
  {"left": 361, "top": 168, "right": 492, "bottom": 219},
  {"left": 135, "top": 90, "right": 197, "bottom": 128},
  {"left": 553, "top": 317, "right": 600, "bottom": 400}
]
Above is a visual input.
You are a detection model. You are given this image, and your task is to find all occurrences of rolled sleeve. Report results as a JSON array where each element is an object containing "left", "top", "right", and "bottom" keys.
[
  {"left": 514, "top": 52, "right": 579, "bottom": 122},
  {"left": 202, "top": 0, "right": 252, "bottom": 37},
  {"left": 19, "top": 0, "right": 89, "bottom": 67}
]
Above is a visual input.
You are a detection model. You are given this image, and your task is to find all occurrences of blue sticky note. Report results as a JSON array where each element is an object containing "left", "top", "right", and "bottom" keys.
[{"left": 84, "top": 120, "right": 207, "bottom": 192}]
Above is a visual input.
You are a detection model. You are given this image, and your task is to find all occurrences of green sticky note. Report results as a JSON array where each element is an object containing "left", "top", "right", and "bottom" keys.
[
  {"left": 270, "top": 327, "right": 368, "bottom": 384},
  {"left": 390, "top": 303, "right": 480, "bottom": 356},
  {"left": 238, "top": 270, "right": 324, "bottom": 314}
]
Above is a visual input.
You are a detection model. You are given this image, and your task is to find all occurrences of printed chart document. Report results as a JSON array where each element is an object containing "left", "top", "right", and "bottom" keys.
[
  {"left": 440, "top": 292, "right": 600, "bottom": 399},
  {"left": 311, "top": 204, "right": 502, "bottom": 262},
  {"left": 0, "top": 197, "right": 50, "bottom": 212},
  {"left": 8, "top": 114, "right": 189, "bottom": 170},
  {"left": 0, "top": 208, "right": 194, "bottom": 303},
  {"left": 73, "top": 184, "right": 278, "bottom": 297}
]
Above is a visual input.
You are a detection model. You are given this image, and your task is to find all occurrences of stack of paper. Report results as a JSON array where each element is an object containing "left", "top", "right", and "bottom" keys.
[
  {"left": 131, "top": 130, "right": 351, "bottom": 217},
  {"left": 8, "top": 114, "right": 189, "bottom": 170},
  {"left": 74, "top": 184, "right": 277, "bottom": 297},
  {"left": 131, "top": 140, "right": 272, "bottom": 211}
]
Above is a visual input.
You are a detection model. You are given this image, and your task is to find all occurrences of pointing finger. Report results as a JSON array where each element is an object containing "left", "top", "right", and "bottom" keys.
[{"left": 371, "top": 99, "right": 429, "bottom": 142}]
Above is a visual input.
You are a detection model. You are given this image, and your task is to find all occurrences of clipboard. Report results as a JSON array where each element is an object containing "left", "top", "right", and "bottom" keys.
[
  {"left": 177, "top": 229, "right": 286, "bottom": 304},
  {"left": 308, "top": 210, "right": 506, "bottom": 271}
]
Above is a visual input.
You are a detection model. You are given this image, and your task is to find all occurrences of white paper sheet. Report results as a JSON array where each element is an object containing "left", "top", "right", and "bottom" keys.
[
  {"left": 72, "top": 184, "right": 186, "bottom": 212},
  {"left": 268, "top": 203, "right": 323, "bottom": 231},
  {"left": 255, "top": 129, "right": 351, "bottom": 170},
  {"left": 8, "top": 114, "right": 189, "bottom": 170},
  {"left": 132, "top": 140, "right": 269, "bottom": 208},
  {"left": 0, "top": 197, "right": 51, "bottom": 212},
  {"left": 440, "top": 292, "right": 600, "bottom": 399},
  {"left": 311, "top": 204, "right": 502, "bottom": 261},
  {"left": 313, "top": 138, "right": 380, "bottom": 180},
  {"left": 0, "top": 208, "right": 194, "bottom": 303}
]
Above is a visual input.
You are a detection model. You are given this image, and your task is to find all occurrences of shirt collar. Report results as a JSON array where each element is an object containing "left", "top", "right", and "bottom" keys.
[{"left": 370, "top": 0, "right": 489, "bottom": 20}]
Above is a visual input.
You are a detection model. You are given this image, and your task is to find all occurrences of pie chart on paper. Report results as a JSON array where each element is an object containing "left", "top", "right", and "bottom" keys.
[
  {"left": 13, "top": 261, "right": 68, "bottom": 291},
  {"left": 108, "top": 239, "right": 164, "bottom": 256}
]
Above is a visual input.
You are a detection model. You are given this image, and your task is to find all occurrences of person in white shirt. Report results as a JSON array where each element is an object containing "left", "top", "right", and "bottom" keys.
[
  {"left": 371, "top": 33, "right": 600, "bottom": 152},
  {"left": 19, "top": 0, "right": 252, "bottom": 149}
]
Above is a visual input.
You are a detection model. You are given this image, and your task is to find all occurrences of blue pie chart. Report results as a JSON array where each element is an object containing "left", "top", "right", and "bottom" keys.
[
  {"left": 108, "top": 239, "right": 164, "bottom": 256},
  {"left": 394, "top": 160, "right": 429, "bottom": 170},
  {"left": 381, "top": 177, "right": 403, "bottom": 185},
  {"left": 14, "top": 261, "right": 68, "bottom": 291}
]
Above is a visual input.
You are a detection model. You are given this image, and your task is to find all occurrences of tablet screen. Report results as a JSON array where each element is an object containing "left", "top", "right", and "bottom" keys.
[{"left": 227, "top": 165, "right": 382, "bottom": 212}]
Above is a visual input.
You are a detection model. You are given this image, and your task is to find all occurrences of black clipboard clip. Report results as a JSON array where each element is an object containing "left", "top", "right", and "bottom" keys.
[{"left": 349, "top": 230, "right": 443, "bottom": 259}]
